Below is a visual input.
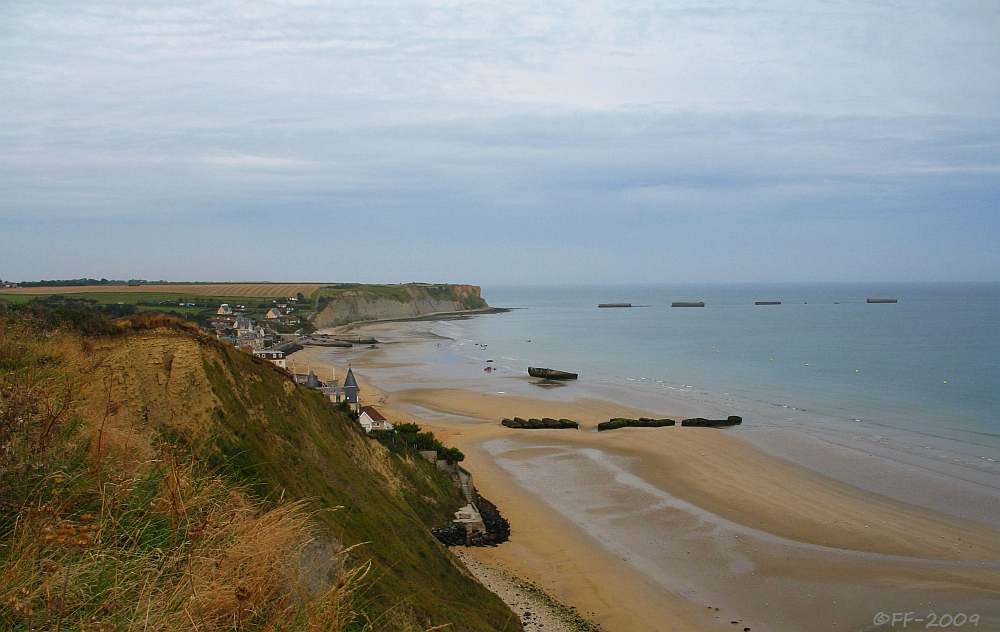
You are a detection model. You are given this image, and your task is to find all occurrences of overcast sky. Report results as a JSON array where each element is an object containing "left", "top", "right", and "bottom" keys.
[{"left": 1, "top": 0, "right": 998, "bottom": 284}]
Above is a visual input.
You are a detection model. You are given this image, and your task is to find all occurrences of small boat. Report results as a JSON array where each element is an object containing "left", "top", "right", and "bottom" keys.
[
  {"left": 528, "top": 367, "right": 578, "bottom": 380},
  {"left": 755, "top": 301, "right": 781, "bottom": 306},
  {"left": 867, "top": 298, "right": 897, "bottom": 304},
  {"left": 599, "top": 303, "right": 632, "bottom": 308},
  {"left": 671, "top": 301, "right": 705, "bottom": 308}
]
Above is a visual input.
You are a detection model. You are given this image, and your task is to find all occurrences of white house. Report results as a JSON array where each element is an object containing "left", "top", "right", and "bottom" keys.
[
  {"left": 358, "top": 406, "right": 393, "bottom": 432},
  {"left": 217, "top": 304, "right": 233, "bottom": 315},
  {"left": 253, "top": 349, "right": 286, "bottom": 369}
]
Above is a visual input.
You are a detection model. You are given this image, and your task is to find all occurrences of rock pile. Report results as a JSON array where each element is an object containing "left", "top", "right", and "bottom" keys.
[{"left": 478, "top": 496, "right": 510, "bottom": 544}]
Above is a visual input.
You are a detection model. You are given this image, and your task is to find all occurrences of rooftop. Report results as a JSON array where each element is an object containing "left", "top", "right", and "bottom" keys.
[{"left": 359, "top": 406, "right": 386, "bottom": 421}]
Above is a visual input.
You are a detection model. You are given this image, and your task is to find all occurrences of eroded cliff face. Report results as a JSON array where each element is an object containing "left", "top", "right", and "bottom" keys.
[{"left": 312, "top": 284, "right": 489, "bottom": 328}]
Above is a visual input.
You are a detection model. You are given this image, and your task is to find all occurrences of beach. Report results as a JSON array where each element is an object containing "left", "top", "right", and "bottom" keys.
[{"left": 289, "top": 319, "right": 1000, "bottom": 632}]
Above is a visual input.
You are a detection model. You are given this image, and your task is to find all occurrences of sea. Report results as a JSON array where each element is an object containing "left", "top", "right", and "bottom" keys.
[
  {"left": 414, "top": 283, "right": 1000, "bottom": 481},
  {"left": 334, "top": 283, "right": 1000, "bottom": 627}
]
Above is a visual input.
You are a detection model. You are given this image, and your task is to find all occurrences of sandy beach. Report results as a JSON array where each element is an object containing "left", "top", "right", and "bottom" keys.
[{"left": 289, "top": 323, "right": 1000, "bottom": 632}]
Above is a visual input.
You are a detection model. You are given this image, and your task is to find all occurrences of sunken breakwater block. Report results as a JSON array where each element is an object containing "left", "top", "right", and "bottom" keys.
[
  {"left": 528, "top": 367, "right": 578, "bottom": 380},
  {"left": 671, "top": 301, "right": 705, "bottom": 307},
  {"left": 501, "top": 417, "right": 579, "bottom": 429},
  {"left": 598, "top": 417, "right": 676, "bottom": 432},
  {"left": 681, "top": 416, "right": 743, "bottom": 428},
  {"left": 867, "top": 298, "right": 898, "bottom": 303}
]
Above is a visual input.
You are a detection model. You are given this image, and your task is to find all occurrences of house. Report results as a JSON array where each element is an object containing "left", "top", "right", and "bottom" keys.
[
  {"left": 235, "top": 340, "right": 256, "bottom": 352},
  {"left": 234, "top": 315, "right": 253, "bottom": 333},
  {"left": 358, "top": 406, "right": 393, "bottom": 432},
  {"left": 217, "top": 304, "right": 233, "bottom": 315},
  {"left": 342, "top": 368, "right": 359, "bottom": 410},
  {"left": 253, "top": 348, "right": 286, "bottom": 369},
  {"left": 265, "top": 308, "right": 282, "bottom": 319},
  {"left": 294, "top": 369, "right": 324, "bottom": 388}
]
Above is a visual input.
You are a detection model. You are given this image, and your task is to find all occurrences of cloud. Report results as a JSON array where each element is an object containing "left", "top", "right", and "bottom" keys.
[{"left": 0, "top": 0, "right": 998, "bottom": 282}]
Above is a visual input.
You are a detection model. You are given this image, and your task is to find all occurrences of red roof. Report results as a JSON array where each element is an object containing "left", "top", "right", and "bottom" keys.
[{"left": 359, "top": 406, "right": 386, "bottom": 421}]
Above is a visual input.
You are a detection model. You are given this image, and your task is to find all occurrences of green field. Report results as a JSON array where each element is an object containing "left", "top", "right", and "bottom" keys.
[
  {"left": 0, "top": 291, "right": 307, "bottom": 329},
  {"left": 0, "top": 282, "right": 486, "bottom": 329}
]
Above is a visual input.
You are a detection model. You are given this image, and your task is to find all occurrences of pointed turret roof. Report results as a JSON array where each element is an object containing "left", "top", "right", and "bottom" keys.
[
  {"left": 343, "top": 368, "right": 358, "bottom": 389},
  {"left": 306, "top": 369, "right": 321, "bottom": 388}
]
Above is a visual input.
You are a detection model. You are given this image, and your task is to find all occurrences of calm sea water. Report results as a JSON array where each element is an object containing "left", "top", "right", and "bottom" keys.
[{"left": 428, "top": 284, "right": 999, "bottom": 473}]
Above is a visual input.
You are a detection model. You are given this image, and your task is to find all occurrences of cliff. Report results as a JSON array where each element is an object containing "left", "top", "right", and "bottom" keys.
[
  {"left": 0, "top": 306, "right": 520, "bottom": 631},
  {"left": 311, "top": 284, "right": 489, "bottom": 328}
]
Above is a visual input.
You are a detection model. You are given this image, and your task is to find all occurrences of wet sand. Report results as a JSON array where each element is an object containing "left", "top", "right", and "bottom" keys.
[{"left": 290, "top": 328, "right": 1000, "bottom": 632}]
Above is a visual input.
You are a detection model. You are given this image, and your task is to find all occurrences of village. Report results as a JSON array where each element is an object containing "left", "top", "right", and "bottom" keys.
[{"left": 205, "top": 299, "right": 502, "bottom": 545}]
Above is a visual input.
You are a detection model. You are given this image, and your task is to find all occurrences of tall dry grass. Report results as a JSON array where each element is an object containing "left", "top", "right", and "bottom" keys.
[
  {"left": 0, "top": 319, "right": 380, "bottom": 632},
  {"left": 0, "top": 442, "right": 377, "bottom": 631}
]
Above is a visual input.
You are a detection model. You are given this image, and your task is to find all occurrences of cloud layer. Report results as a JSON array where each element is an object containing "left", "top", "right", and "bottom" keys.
[{"left": 2, "top": 0, "right": 998, "bottom": 283}]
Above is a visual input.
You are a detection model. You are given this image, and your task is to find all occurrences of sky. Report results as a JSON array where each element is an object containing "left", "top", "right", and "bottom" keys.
[{"left": 1, "top": 0, "right": 998, "bottom": 285}]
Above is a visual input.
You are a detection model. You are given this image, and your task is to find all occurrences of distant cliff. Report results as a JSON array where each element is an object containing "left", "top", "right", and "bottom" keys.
[{"left": 312, "top": 283, "right": 490, "bottom": 328}]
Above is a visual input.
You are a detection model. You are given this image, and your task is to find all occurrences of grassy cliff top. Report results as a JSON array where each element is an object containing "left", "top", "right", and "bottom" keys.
[
  {"left": 0, "top": 283, "right": 489, "bottom": 330},
  {"left": 0, "top": 305, "right": 519, "bottom": 631}
]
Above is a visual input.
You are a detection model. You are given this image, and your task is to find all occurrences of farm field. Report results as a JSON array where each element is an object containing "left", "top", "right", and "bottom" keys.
[
  {"left": 0, "top": 285, "right": 314, "bottom": 331},
  {"left": 0, "top": 283, "right": 325, "bottom": 298}
]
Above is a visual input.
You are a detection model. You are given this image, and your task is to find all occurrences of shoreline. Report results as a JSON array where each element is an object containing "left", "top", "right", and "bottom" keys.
[
  {"left": 316, "top": 318, "right": 1000, "bottom": 528},
  {"left": 289, "top": 320, "right": 1000, "bottom": 632}
]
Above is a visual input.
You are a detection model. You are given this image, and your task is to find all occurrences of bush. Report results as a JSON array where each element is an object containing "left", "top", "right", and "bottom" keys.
[
  {"left": 334, "top": 401, "right": 359, "bottom": 421},
  {"left": 3, "top": 302, "right": 120, "bottom": 337},
  {"left": 369, "top": 423, "right": 463, "bottom": 463},
  {"left": 437, "top": 446, "right": 465, "bottom": 464}
]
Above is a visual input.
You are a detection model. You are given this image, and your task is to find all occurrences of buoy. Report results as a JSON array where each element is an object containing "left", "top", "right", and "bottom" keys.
[
  {"left": 805, "top": 364, "right": 810, "bottom": 366},
  {"left": 855, "top": 369, "right": 859, "bottom": 373},
  {"left": 943, "top": 381, "right": 947, "bottom": 384},
  {"left": 770, "top": 358, "right": 773, "bottom": 361}
]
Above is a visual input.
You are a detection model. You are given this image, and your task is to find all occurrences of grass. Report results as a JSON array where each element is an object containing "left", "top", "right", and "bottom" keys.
[
  {"left": 0, "top": 306, "right": 521, "bottom": 631},
  {"left": 0, "top": 283, "right": 325, "bottom": 298},
  {"left": 1, "top": 283, "right": 488, "bottom": 330},
  {"left": 0, "top": 292, "right": 295, "bottom": 312},
  {"left": 0, "top": 294, "right": 304, "bottom": 336}
]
